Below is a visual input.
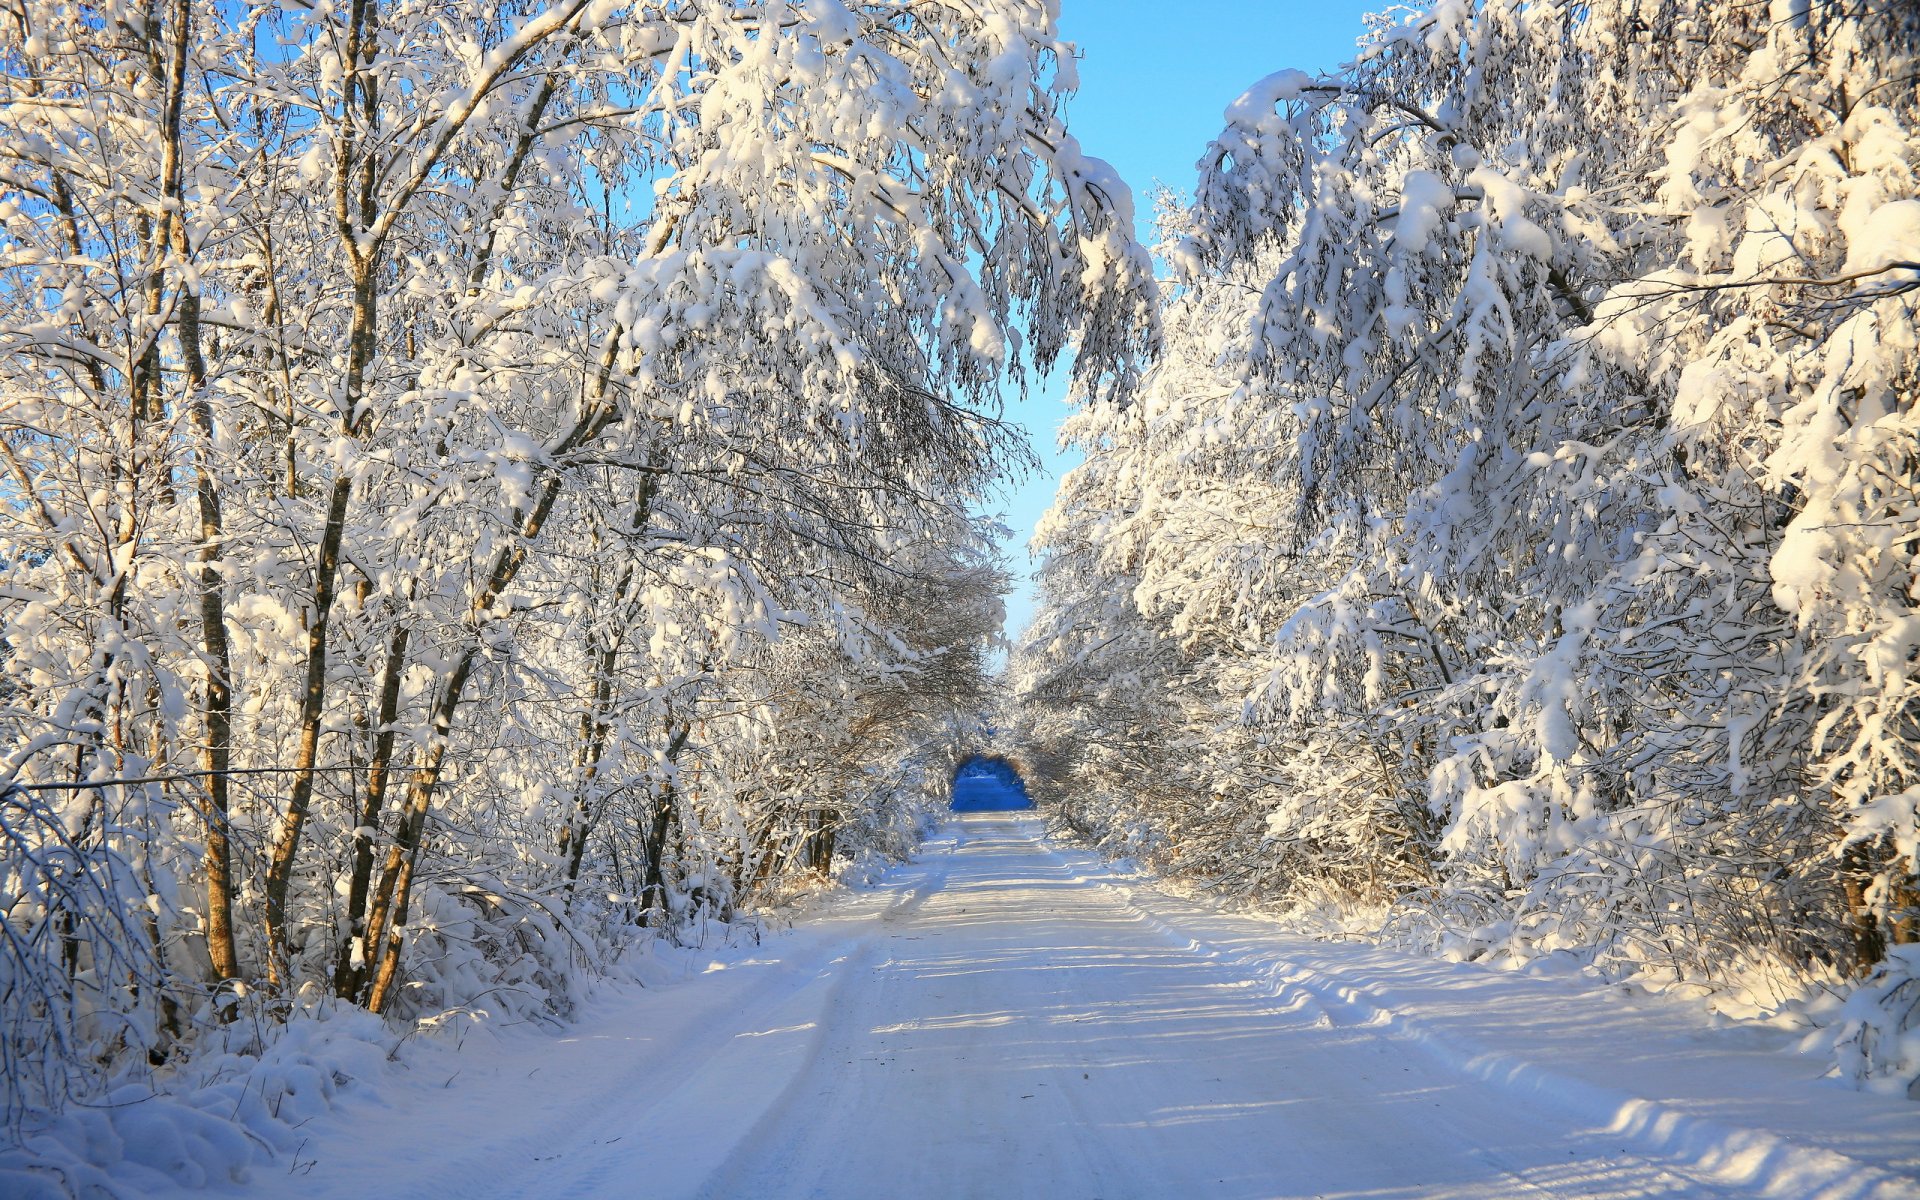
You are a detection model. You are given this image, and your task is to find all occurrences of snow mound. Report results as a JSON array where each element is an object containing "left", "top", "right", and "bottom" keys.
[
  {"left": 0, "top": 1006, "right": 392, "bottom": 1198},
  {"left": 1832, "top": 946, "right": 1920, "bottom": 1100}
]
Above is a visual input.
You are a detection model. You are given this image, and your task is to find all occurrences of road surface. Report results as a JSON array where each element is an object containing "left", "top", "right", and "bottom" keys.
[{"left": 255, "top": 813, "right": 1920, "bottom": 1200}]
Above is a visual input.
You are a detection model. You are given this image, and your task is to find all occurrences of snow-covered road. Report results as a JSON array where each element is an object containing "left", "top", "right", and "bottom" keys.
[{"left": 250, "top": 814, "right": 1920, "bottom": 1200}]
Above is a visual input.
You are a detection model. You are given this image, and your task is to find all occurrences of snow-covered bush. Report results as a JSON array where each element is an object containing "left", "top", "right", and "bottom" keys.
[
  {"left": 1833, "top": 947, "right": 1920, "bottom": 1099},
  {"left": 0, "top": 1002, "right": 392, "bottom": 1197}
]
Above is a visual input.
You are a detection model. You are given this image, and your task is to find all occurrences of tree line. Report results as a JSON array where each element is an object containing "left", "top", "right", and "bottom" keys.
[
  {"left": 1012, "top": 0, "right": 1919, "bottom": 1066},
  {"left": 0, "top": 0, "right": 1151, "bottom": 1123}
]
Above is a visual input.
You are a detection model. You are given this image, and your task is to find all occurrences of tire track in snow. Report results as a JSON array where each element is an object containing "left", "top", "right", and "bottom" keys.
[
  {"left": 689, "top": 815, "right": 1127, "bottom": 1200},
  {"left": 684, "top": 813, "right": 1748, "bottom": 1200},
  {"left": 525, "top": 844, "right": 970, "bottom": 1199},
  {"left": 1077, "top": 853, "right": 1920, "bottom": 1200},
  {"left": 256, "top": 813, "right": 1918, "bottom": 1200}
]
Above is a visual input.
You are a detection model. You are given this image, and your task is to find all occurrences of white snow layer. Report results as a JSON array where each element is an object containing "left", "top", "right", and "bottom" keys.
[{"left": 19, "top": 815, "right": 1911, "bottom": 1200}]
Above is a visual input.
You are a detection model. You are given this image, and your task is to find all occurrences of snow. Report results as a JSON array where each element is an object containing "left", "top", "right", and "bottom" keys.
[
  {"left": 798, "top": 0, "right": 858, "bottom": 46},
  {"left": 84, "top": 814, "right": 1919, "bottom": 1200},
  {"left": 1018, "top": 0, "right": 1920, "bottom": 1093},
  {"left": 1467, "top": 165, "right": 1553, "bottom": 260},
  {"left": 1, "top": 1008, "right": 397, "bottom": 1197},
  {"left": 1395, "top": 169, "right": 1456, "bottom": 254},
  {"left": 1225, "top": 70, "right": 1315, "bottom": 132},
  {"left": 1843, "top": 199, "right": 1920, "bottom": 279},
  {"left": 1836, "top": 946, "right": 1920, "bottom": 1100},
  {"left": 5, "top": 0, "right": 1918, "bottom": 1192}
]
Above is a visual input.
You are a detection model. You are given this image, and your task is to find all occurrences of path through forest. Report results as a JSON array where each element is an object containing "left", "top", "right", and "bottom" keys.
[{"left": 240, "top": 814, "right": 1919, "bottom": 1200}]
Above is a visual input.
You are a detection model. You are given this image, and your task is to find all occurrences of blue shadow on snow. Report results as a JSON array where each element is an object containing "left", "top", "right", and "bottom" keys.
[{"left": 949, "top": 755, "right": 1033, "bottom": 811}]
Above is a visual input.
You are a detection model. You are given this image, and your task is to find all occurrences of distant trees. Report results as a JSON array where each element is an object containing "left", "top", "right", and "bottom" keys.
[
  {"left": 0, "top": 0, "right": 1151, "bottom": 1120},
  {"left": 1014, "top": 0, "right": 1918, "bottom": 1009}
]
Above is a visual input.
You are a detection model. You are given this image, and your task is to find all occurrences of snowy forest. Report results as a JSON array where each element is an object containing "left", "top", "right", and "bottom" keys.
[
  {"left": 1012, "top": 0, "right": 1920, "bottom": 1074},
  {"left": 0, "top": 0, "right": 1150, "bottom": 1135},
  {"left": 2, "top": 0, "right": 1918, "bottom": 1189}
]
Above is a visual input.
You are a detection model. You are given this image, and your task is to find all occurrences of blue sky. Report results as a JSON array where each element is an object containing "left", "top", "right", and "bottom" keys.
[{"left": 987, "top": 1, "right": 1383, "bottom": 654}]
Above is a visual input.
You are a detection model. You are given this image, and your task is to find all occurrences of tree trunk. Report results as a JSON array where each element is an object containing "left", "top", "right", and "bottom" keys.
[
  {"left": 263, "top": 469, "right": 355, "bottom": 985},
  {"left": 363, "top": 662, "right": 473, "bottom": 1014},
  {"left": 332, "top": 622, "right": 411, "bottom": 999},
  {"left": 1841, "top": 838, "right": 1890, "bottom": 974},
  {"left": 265, "top": 0, "right": 390, "bottom": 987},
  {"left": 641, "top": 787, "right": 678, "bottom": 922},
  {"left": 560, "top": 646, "right": 617, "bottom": 907},
  {"left": 635, "top": 720, "right": 694, "bottom": 922},
  {"left": 361, "top": 469, "right": 580, "bottom": 1011},
  {"left": 560, "top": 476, "right": 657, "bottom": 906},
  {"left": 157, "top": 0, "right": 240, "bottom": 985},
  {"left": 805, "top": 808, "right": 836, "bottom": 877}
]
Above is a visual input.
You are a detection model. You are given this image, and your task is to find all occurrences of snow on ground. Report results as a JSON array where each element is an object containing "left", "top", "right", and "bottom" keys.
[{"left": 151, "top": 815, "right": 1919, "bottom": 1199}]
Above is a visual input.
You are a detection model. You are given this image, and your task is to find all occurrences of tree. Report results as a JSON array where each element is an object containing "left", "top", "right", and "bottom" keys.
[
  {"left": 1016, "top": 0, "right": 1919, "bottom": 1008},
  {"left": 0, "top": 0, "right": 1153, "bottom": 1114}
]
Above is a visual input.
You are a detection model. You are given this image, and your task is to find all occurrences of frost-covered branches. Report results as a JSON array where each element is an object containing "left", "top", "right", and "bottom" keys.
[
  {"left": 1013, "top": 0, "right": 1920, "bottom": 1062},
  {"left": 0, "top": 0, "right": 1150, "bottom": 1126}
]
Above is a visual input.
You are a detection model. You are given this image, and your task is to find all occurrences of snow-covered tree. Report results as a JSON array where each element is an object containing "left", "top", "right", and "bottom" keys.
[
  {"left": 1016, "top": 0, "right": 1918, "bottom": 1041},
  {"left": 0, "top": 0, "right": 1152, "bottom": 1120}
]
